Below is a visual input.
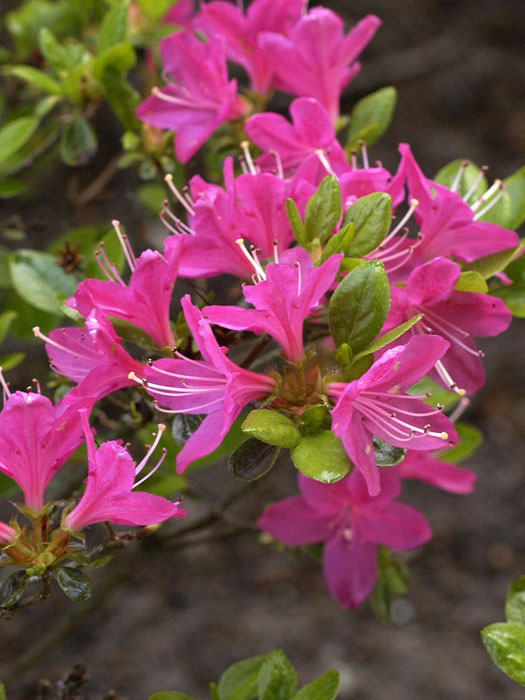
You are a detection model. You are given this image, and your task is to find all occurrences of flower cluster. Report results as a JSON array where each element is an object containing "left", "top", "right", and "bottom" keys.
[{"left": 1, "top": 0, "right": 522, "bottom": 613}]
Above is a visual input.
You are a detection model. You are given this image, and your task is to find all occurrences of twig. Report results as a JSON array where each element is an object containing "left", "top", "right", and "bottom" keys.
[{"left": 73, "top": 153, "right": 122, "bottom": 209}]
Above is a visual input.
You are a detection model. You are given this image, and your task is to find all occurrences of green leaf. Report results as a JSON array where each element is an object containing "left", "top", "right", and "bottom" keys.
[
  {"left": 372, "top": 436, "right": 406, "bottom": 467},
  {"left": 506, "top": 577, "right": 525, "bottom": 626},
  {"left": 8, "top": 249, "right": 77, "bottom": 315},
  {"left": 137, "top": 423, "right": 186, "bottom": 497},
  {"left": 257, "top": 650, "right": 297, "bottom": 700},
  {"left": 346, "top": 86, "right": 397, "bottom": 151},
  {"left": 321, "top": 223, "right": 354, "bottom": 262},
  {"left": 351, "top": 314, "right": 422, "bottom": 364},
  {"left": 328, "top": 260, "right": 390, "bottom": 353},
  {"left": 304, "top": 176, "right": 341, "bottom": 247},
  {"left": 6, "top": 0, "right": 88, "bottom": 54},
  {"left": 98, "top": 0, "right": 129, "bottom": 52},
  {"left": 434, "top": 160, "right": 487, "bottom": 202},
  {"left": 217, "top": 654, "right": 266, "bottom": 700},
  {"left": 477, "top": 188, "right": 512, "bottom": 228},
  {"left": 0, "top": 311, "right": 18, "bottom": 347},
  {"left": 438, "top": 422, "right": 482, "bottom": 463},
  {"left": 84, "top": 227, "right": 126, "bottom": 280},
  {"left": 0, "top": 353, "right": 25, "bottom": 371},
  {"left": 0, "top": 571, "right": 28, "bottom": 607},
  {"left": 0, "top": 116, "right": 40, "bottom": 166},
  {"left": 482, "top": 622, "right": 525, "bottom": 686},
  {"left": 0, "top": 178, "right": 26, "bottom": 198},
  {"left": 503, "top": 166, "right": 525, "bottom": 231},
  {"left": 188, "top": 417, "right": 246, "bottom": 471},
  {"left": 149, "top": 693, "right": 197, "bottom": 700},
  {"left": 342, "top": 193, "right": 392, "bottom": 257},
  {"left": 370, "top": 548, "right": 410, "bottom": 623},
  {"left": 242, "top": 410, "right": 300, "bottom": 448},
  {"left": 290, "top": 431, "right": 351, "bottom": 483},
  {"left": 408, "top": 377, "right": 459, "bottom": 411},
  {"left": 0, "top": 680, "right": 5, "bottom": 700},
  {"left": 93, "top": 42, "right": 136, "bottom": 81},
  {"left": 228, "top": 438, "right": 280, "bottom": 482},
  {"left": 4, "top": 65, "right": 62, "bottom": 94},
  {"left": 285, "top": 199, "right": 307, "bottom": 248},
  {"left": 56, "top": 566, "right": 92, "bottom": 601},
  {"left": 494, "top": 285, "right": 525, "bottom": 317},
  {"left": 299, "top": 404, "right": 331, "bottom": 433},
  {"left": 38, "top": 27, "right": 69, "bottom": 70},
  {"left": 462, "top": 243, "right": 522, "bottom": 279},
  {"left": 454, "top": 271, "right": 488, "bottom": 293},
  {"left": 59, "top": 115, "right": 97, "bottom": 166},
  {"left": 171, "top": 414, "right": 204, "bottom": 447},
  {"left": 137, "top": 183, "right": 166, "bottom": 216},
  {"left": 101, "top": 66, "right": 141, "bottom": 131},
  {"left": 291, "top": 671, "right": 339, "bottom": 700}
]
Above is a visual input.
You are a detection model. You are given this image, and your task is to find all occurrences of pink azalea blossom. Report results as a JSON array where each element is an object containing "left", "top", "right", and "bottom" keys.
[
  {"left": 197, "top": 0, "right": 305, "bottom": 95},
  {"left": 163, "top": 158, "right": 293, "bottom": 279},
  {"left": 245, "top": 97, "right": 348, "bottom": 175},
  {"left": 135, "top": 296, "right": 276, "bottom": 473},
  {"left": 34, "top": 309, "right": 143, "bottom": 404},
  {"left": 136, "top": 31, "right": 247, "bottom": 163},
  {"left": 325, "top": 335, "right": 457, "bottom": 497},
  {"left": 164, "top": 0, "right": 195, "bottom": 28},
  {"left": 0, "top": 390, "right": 90, "bottom": 511},
  {"left": 259, "top": 9, "right": 381, "bottom": 121},
  {"left": 65, "top": 412, "right": 186, "bottom": 531},
  {"left": 68, "top": 224, "right": 179, "bottom": 349},
  {"left": 258, "top": 469, "right": 431, "bottom": 609},
  {"left": 204, "top": 248, "right": 343, "bottom": 363},
  {"left": 0, "top": 522, "right": 16, "bottom": 545},
  {"left": 398, "top": 450, "right": 475, "bottom": 494},
  {"left": 382, "top": 257, "right": 511, "bottom": 394}
]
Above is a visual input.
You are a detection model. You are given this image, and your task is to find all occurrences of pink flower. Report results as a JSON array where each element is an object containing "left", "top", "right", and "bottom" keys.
[
  {"left": 68, "top": 223, "right": 179, "bottom": 349},
  {"left": 0, "top": 522, "right": 16, "bottom": 545},
  {"left": 245, "top": 97, "right": 348, "bottom": 175},
  {"left": 0, "top": 390, "right": 90, "bottom": 511},
  {"left": 325, "top": 335, "right": 457, "bottom": 497},
  {"left": 64, "top": 412, "right": 186, "bottom": 531},
  {"left": 135, "top": 296, "right": 276, "bottom": 473},
  {"left": 259, "top": 9, "right": 381, "bottom": 121},
  {"left": 163, "top": 158, "right": 293, "bottom": 279},
  {"left": 164, "top": 0, "right": 195, "bottom": 28},
  {"left": 204, "top": 248, "right": 343, "bottom": 363},
  {"left": 398, "top": 451, "right": 475, "bottom": 494},
  {"left": 382, "top": 257, "right": 511, "bottom": 394},
  {"left": 258, "top": 469, "right": 431, "bottom": 609},
  {"left": 34, "top": 309, "right": 143, "bottom": 404},
  {"left": 136, "top": 31, "right": 247, "bottom": 163},
  {"left": 197, "top": 0, "right": 305, "bottom": 95}
]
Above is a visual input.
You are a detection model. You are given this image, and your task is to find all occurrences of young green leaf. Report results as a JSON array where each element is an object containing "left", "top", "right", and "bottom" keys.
[
  {"left": 291, "top": 670, "right": 340, "bottom": 700},
  {"left": 98, "top": 0, "right": 129, "bottom": 52},
  {"left": 242, "top": 410, "right": 301, "bottom": 448},
  {"left": 438, "top": 422, "right": 482, "bottom": 463},
  {"left": 304, "top": 176, "right": 341, "bottom": 246},
  {"left": 342, "top": 192, "right": 392, "bottom": 257},
  {"left": 350, "top": 314, "right": 422, "bottom": 364},
  {"left": 4, "top": 65, "right": 62, "bottom": 94},
  {"left": 346, "top": 86, "right": 397, "bottom": 151},
  {"left": 503, "top": 166, "right": 525, "bottom": 231},
  {"left": 59, "top": 115, "right": 97, "bottom": 166},
  {"left": 257, "top": 650, "right": 297, "bottom": 700},
  {"left": 506, "top": 577, "right": 525, "bottom": 626},
  {"left": 454, "top": 271, "right": 488, "bottom": 293},
  {"left": 482, "top": 623, "right": 525, "bottom": 686},
  {"left": 291, "top": 431, "right": 352, "bottom": 483},
  {"left": 0, "top": 116, "right": 40, "bottom": 165},
  {"left": 285, "top": 199, "right": 307, "bottom": 248},
  {"left": 217, "top": 654, "right": 266, "bottom": 700},
  {"left": 462, "top": 243, "right": 522, "bottom": 279},
  {"left": 320, "top": 223, "right": 354, "bottom": 262},
  {"left": 434, "top": 160, "right": 488, "bottom": 202}
]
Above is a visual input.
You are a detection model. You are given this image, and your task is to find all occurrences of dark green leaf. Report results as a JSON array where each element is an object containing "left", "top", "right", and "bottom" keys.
[
  {"left": 346, "top": 86, "right": 397, "bottom": 151},
  {"left": 217, "top": 654, "right": 266, "bottom": 700},
  {"left": 438, "top": 422, "right": 482, "bottom": 463},
  {"left": 0, "top": 311, "right": 17, "bottom": 346},
  {"left": 321, "top": 222, "right": 354, "bottom": 262},
  {"left": 291, "top": 671, "right": 339, "bottom": 700},
  {"left": 0, "top": 680, "right": 5, "bottom": 700},
  {"left": 101, "top": 66, "right": 141, "bottom": 131},
  {"left": 351, "top": 314, "right": 422, "bottom": 364},
  {"left": 342, "top": 192, "right": 392, "bottom": 257},
  {"left": 328, "top": 260, "right": 390, "bottom": 353},
  {"left": 188, "top": 417, "right": 246, "bottom": 471},
  {"left": 257, "top": 650, "right": 297, "bottom": 700},
  {"left": 228, "top": 439, "right": 280, "bottom": 482},
  {"left": 434, "top": 160, "right": 487, "bottom": 202},
  {"left": 304, "top": 176, "right": 341, "bottom": 247},
  {"left": 56, "top": 566, "right": 92, "bottom": 601},
  {"left": 148, "top": 693, "right": 198, "bottom": 700},
  {"left": 242, "top": 410, "right": 300, "bottom": 448},
  {"left": 59, "top": 115, "right": 97, "bottom": 166},
  {"left": 482, "top": 622, "right": 525, "bottom": 686},
  {"left": 506, "top": 577, "right": 525, "bottom": 626},
  {"left": 290, "top": 431, "right": 351, "bottom": 483},
  {"left": 503, "top": 167, "right": 525, "bottom": 231},
  {"left": 4, "top": 65, "right": 62, "bottom": 94},
  {"left": 171, "top": 414, "right": 204, "bottom": 447},
  {"left": 0, "top": 116, "right": 40, "bottom": 165},
  {"left": 0, "top": 178, "right": 26, "bottom": 198},
  {"left": 0, "top": 352, "right": 25, "bottom": 371},
  {"left": 98, "top": 0, "right": 129, "bottom": 52},
  {"left": 285, "top": 199, "right": 307, "bottom": 248},
  {"left": 0, "top": 571, "right": 28, "bottom": 607},
  {"left": 372, "top": 436, "right": 406, "bottom": 467}
]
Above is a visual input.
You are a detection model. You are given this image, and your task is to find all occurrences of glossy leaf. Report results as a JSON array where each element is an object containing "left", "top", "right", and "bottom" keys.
[
  {"left": 482, "top": 623, "right": 525, "bottom": 686},
  {"left": 291, "top": 671, "right": 339, "bottom": 700},
  {"left": 503, "top": 167, "right": 525, "bottom": 231},
  {"left": 346, "top": 87, "right": 397, "bottom": 151},
  {"left": 228, "top": 438, "right": 280, "bottom": 482},
  {"left": 257, "top": 650, "right": 297, "bottom": 700},
  {"left": 439, "top": 422, "right": 482, "bottom": 463},
  {"left": 242, "top": 410, "right": 300, "bottom": 448},
  {"left": 372, "top": 436, "right": 406, "bottom": 467},
  {"left": 304, "top": 176, "right": 341, "bottom": 247},
  {"left": 328, "top": 260, "right": 390, "bottom": 353},
  {"left": 462, "top": 243, "right": 522, "bottom": 279},
  {"left": 321, "top": 223, "right": 354, "bottom": 262},
  {"left": 217, "top": 654, "right": 266, "bottom": 700},
  {"left": 343, "top": 193, "right": 392, "bottom": 257},
  {"left": 351, "top": 314, "right": 422, "bottom": 364},
  {"left": 0, "top": 571, "right": 28, "bottom": 607},
  {"left": 56, "top": 566, "right": 92, "bottom": 602},
  {"left": 434, "top": 160, "right": 487, "bottom": 202},
  {"left": 285, "top": 199, "right": 307, "bottom": 248},
  {"left": 291, "top": 430, "right": 352, "bottom": 483},
  {"left": 506, "top": 577, "right": 525, "bottom": 626}
]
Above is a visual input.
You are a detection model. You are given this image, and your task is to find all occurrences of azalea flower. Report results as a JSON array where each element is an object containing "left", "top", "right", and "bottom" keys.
[
  {"left": 398, "top": 450, "right": 475, "bottom": 494},
  {"left": 131, "top": 296, "right": 276, "bottom": 473},
  {"left": 136, "top": 31, "right": 247, "bottom": 163},
  {"left": 258, "top": 469, "right": 431, "bottom": 609},
  {"left": 0, "top": 522, "right": 15, "bottom": 545},
  {"left": 245, "top": 97, "right": 348, "bottom": 175},
  {"left": 0, "top": 385, "right": 90, "bottom": 512},
  {"left": 382, "top": 257, "right": 511, "bottom": 394},
  {"left": 64, "top": 412, "right": 186, "bottom": 531},
  {"left": 325, "top": 335, "right": 457, "bottom": 497},
  {"left": 68, "top": 221, "right": 179, "bottom": 349},
  {"left": 34, "top": 309, "right": 144, "bottom": 404},
  {"left": 259, "top": 8, "right": 381, "bottom": 121},
  {"left": 164, "top": 0, "right": 195, "bottom": 28},
  {"left": 197, "top": 0, "right": 305, "bottom": 95},
  {"left": 204, "top": 248, "right": 343, "bottom": 363}
]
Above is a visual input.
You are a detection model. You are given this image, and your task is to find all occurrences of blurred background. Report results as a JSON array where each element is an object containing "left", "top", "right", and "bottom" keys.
[{"left": 0, "top": 0, "right": 525, "bottom": 697}]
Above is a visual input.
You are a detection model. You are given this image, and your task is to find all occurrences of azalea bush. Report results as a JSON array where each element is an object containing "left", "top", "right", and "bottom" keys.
[{"left": 1, "top": 0, "right": 525, "bottom": 696}]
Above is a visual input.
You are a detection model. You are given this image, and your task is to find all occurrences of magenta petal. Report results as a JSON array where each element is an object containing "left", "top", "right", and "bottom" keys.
[
  {"left": 298, "top": 474, "right": 350, "bottom": 512},
  {"left": 358, "top": 501, "right": 432, "bottom": 550},
  {"left": 398, "top": 451, "right": 476, "bottom": 494},
  {"left": 257, "top": 496, "right": 334, "bottom": 546},
  {"left": 405, "top": 258, "right": 460, "bottom": 305},
  {"left": 175, "top": 410, "right": 228, "bottom": 473},
  {"left": 432, "top": 292, "right": 512, "bottom": 338},
  {"left": 332, "top": 405, "right": 380, "bottom": 497},
  {"left": 323, "top": 532, "right": 378, "bottom": 609}
]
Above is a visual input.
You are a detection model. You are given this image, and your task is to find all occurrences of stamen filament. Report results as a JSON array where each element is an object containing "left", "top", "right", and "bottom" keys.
[
  {"left": 135, "top": 424, "right": 166, "bottom": 476},
  {"left": 473, "top": 183, "right": 504, "bottom": 220},
  {"left": 148, "top": 363, "right": 227, "bottom": 383},
  {"left": 0, "top": 368, "right": 11, "bottom": 400},
  {"left": 133, "top": 448, "right": 167, "bottom": 489},
  {"left": 315, "top": 149, "right": 335, "bottom": 176},
  {"left": 463, "top": 165, "right": 488, "bottom": 203},
  {"left": 434, "top": 360, "right": 466, "bottom": 396},
  {"left": 235, "top": 238, "right": 266, "bottom": 281},
  {"left": 269, "top": 150, "right": 284, "bottom": 179},
  {"left": 165, "top": 174, "right": 195, "bottom": 216},
  {"left": 154, "top": 397, "right": 224, "bottom": 413},
  {"left": 450, "top": 160, "right": 469, "bottom": 193},
  {"left": 471, "top": 179, "right": 502, "bottom": 212},
  {"left": 240, "top": 141, "right": 257, "bottom": 175},
  {"left": 112, "top": 220, "right": 136, "bottom": 271}
]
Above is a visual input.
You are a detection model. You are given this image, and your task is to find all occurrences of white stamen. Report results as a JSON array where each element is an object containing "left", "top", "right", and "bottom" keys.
[
  {"left": 165, "top": 174, "right": 195, "bottom": 216},
  {"left": 357, "top": 140, "right": 369, "bottom": 169},
  {"left": 0, "top": 368, "right": 11, "bottom": 400},
  {"left": 434, "top": 360, "right": 466, "bottom": 396},
  {"left": 473, "top": 182, "right": 504, "bottom": 220},
  {"left": 273, "top": 239, "right": 279, "bottom": 263},
  {"left": 294, "top": 261, "right": 302, "bottom": 296},
  {"left": 133, "top": 448, "right": 167, "bottom": 489},
  {"left": 350, "top": 149, "right": 358, "bottom": 170},
  {"left": 235, "top": 238, "right": 266, "bottom": 281},
  {"left": 450, "top": 160, "right": 469, "bottom": 193},
  {"left": 153, "top": 397, "right": 224, "bottom": 414},
  {"left": 240, "top": 141, "right": 257, "bottom": 175},
  {"left": 135, "top": 424, "right": 166, "bottom": 477},
  {"left": 471, "top": 179, "right": 502, "bottom": 212},
  {"left": 112, "top": 219, "right": 136, "bottom": 271},
  {"left": 269, "top": 150, "right": 284, "bottom": 179},
  {"left": 463, "top": 165, "right": 489, "bottom": 203},
  {"left": 448, "top": 397, "right": 470, "bottom": 423},
  {"left": 97, "top": 243, "right": 126, "bottom": 286},
  {"left": 315, "top": 149, "right": 335, "bottom": 176}
]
